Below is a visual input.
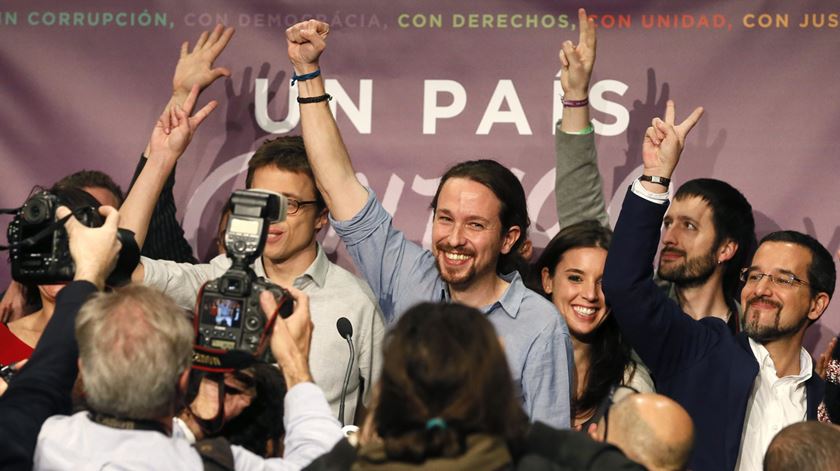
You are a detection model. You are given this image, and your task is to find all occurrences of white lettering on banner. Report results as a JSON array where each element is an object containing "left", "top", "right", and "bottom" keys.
[
  {"left": 256, "top": 78, "right": 373, "bottom": 134},
  {"left": 590, "top": 79, "right": 630, "bottom": 137},
  {"left": 423, "top": 80, "right": 468, "bottom": 134},
  {"left": 552, "top": 69, "right": 629, "bottom": 136},
  {"left": 476, "top": 80, "right": 532, "bottom": 135}
]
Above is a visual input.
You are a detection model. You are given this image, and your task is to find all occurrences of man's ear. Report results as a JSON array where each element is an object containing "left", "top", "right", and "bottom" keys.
[
  {"left": 314, "top": 207, "right": 328, "bottom": 232},
  {"left": 808, "top": 292, "right": 831, "bottom": 323},
  {"left": 178, "top": 369, "right": 191, "bottom": 395},
  {"left": 499, "top": 226, "right": 522, "bottom": 255},
  {"left": 717, "top": 239, "right": 739, "bottom": 264}
]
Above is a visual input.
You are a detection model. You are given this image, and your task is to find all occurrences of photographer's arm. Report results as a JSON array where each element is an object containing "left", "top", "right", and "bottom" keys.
[
  {"left": 234, "top": 288, "right": 343, "bottom": 470},
  {"left": 0, "top": 206, "right": 120, "bottom": 465}
]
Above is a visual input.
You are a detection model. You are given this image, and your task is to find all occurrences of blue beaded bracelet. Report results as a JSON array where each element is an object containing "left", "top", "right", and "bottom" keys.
[{"left": 291, "top": 69, "right": 321, "bottom": 86}]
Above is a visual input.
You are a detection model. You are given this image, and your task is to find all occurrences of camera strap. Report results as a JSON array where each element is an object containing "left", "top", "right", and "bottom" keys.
[
  {"left": 0, "top": 213, "right": 72, "bottom": 251},
  {"left": 184, "top": 370, "right": 228, "bottom": 437},
  {"left": 89, "top": 411, "right": 171, "bottom": 436}
]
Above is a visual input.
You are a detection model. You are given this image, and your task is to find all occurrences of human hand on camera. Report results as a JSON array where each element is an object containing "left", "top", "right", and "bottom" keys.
[
  {"left": 261, "top": 286, "right": 313, "bottom": 388},
  {"left": 56, "top": 205, "right": 121, "bottom": 290}
]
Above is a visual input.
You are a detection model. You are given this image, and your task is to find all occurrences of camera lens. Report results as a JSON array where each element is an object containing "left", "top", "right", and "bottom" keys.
[{"left": 22, "top": 198, "right": 50, "bottom": 224}]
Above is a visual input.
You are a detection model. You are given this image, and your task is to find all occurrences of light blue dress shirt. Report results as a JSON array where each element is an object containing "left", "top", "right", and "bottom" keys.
[{"left": 330, "top": 189, "right": 573, "bottom": 428}]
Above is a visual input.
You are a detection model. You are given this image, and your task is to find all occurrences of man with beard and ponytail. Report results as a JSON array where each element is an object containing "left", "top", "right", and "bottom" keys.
[
  {"left": 283, "top": 19, "right": 573, "bottom": 428},
  {"left": 601, "top": 100, "right": 835, "bottom": 471}
]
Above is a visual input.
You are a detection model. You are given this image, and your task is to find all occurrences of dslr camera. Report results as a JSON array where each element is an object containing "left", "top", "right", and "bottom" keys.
[
  {"left": 5, "top": 189, "right": 138, "bottom": 285},
  {"left": 195, "top": 189, "right": 294, "bottom": 358}
]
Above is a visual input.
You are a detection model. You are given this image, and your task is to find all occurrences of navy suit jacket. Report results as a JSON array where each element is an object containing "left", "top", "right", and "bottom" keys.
[
  {"left": 0, "top": 281, "right": 96, "bottom": 470},
  {"left": 602, "top": 189, "right": 824, "bottom": 471}
]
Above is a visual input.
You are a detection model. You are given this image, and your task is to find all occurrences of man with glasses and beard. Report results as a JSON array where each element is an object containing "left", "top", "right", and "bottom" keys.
[{"left": 601, "top": 101, "right": 835, "bottom": 471}]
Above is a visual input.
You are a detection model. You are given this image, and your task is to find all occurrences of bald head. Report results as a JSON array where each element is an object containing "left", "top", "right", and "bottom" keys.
[
  {"left": 764, "top": 421, "right": 840, "bottom": 471},
  {"left": 605, "top": 393, "right": 694, "bottom": 471}
]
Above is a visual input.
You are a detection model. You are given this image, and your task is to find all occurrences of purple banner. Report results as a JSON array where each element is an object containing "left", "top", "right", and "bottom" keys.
[{"left": 2, "top": 0, "right": 838, "bottom": 352}]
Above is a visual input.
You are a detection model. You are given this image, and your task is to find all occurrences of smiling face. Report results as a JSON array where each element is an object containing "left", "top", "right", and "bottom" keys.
[
  {"left": 431, "top": 177, "right": 519, "bottom": 290},
  {"left": 741, "top": 241, "right": 822, "bottom": 343},
  {"left": 542, "top": 246, "right": 610, "bottom": 339},
  {"left": 658, "top": 196, "right": 721, "bottom": 287},
  {"left": 249, "top": 166, "right": 326, "bottom": 265}
]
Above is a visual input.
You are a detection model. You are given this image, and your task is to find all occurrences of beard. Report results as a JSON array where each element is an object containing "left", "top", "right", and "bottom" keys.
[
  {"left": 434, "top": 243, "right": 478, "bottom": 289},
  {"left": 658, "top": 246, "right": 717, "bottom": 288},
  {"left": 743, "top": 296, "right": 808, "bottom": 343}
]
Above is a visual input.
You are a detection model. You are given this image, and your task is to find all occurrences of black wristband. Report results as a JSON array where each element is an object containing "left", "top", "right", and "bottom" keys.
[
  {"left": 297, "top": 94, "right": 332, "bottom": 104},
  {"left": 638, "top": 175, "right": 671, "bottom": 187}
]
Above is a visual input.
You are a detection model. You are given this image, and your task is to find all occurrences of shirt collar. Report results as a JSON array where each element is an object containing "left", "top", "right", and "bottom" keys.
[
  {"left": 254, "top": 243, "right": 328, "bottom": 289},
  {"left": 480, "top": 271, "right": 526, "bottom": 320},
  {"left": 748, "top": 338, "right": 813, "bottom": 383},
  {"left": 298, "top": 243, "right": 329, "bottom": 288}
]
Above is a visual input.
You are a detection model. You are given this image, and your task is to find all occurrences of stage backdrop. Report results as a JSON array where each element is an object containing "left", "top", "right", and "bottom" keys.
[{"left": 2, "top": 0, "right": 838, "bottom": 352}]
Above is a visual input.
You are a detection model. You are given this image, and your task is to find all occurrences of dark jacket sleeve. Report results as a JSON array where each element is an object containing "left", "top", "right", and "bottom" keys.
[
  {"left": 602, "top": 188, "right": 721, "bottom": 381},
  {"left": 129, "top": 155, "right": 198, "bottom": 264},
  {"left": 520, "top": 422, "right": 646, "bottom": 470},
  {"left": 0, "top": 281, "right": 97, "bottom": 469}
]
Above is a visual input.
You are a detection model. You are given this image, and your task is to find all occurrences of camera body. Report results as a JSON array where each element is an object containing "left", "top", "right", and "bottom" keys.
[
  {"left": 7, "top": 191, "right": 100, "bottom": 284},
  {"left": 195, "top": 189, "right": 293, "bottom": 358}
]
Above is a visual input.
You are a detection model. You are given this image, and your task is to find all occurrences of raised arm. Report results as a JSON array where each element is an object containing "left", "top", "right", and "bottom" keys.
[
  {"left": 554, "top": 8, "right": 609, "bottom": 229},
  {"left": 559, "top": 8, "right": 595, "bottom": 133},
  {"left": 120, "top": 86, "right": 216, "bottom": 252},
  {"left": 286, "top": 20, "right": 368, "bottom": 221},
  {"left": 602, "top": 101, "right": 707, "bottom": 377},
  {"left": 0, "top": 205, "right": 120, "bottom": 465}
]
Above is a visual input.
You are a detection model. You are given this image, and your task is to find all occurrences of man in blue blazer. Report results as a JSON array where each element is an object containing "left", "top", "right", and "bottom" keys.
[{"left": 603, "top": 101, "right": 835, "bottom": 471}]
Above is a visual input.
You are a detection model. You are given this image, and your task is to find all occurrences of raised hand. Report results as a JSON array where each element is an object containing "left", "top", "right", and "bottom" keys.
[
  {"left": 261, "top": 286, "right": 314, "bottom": 388},
  {"left": 559, "top": 8, "right": 596, "bottom": 99},
  {"left": 148, "top": 84, "right": 217, "bottom": 163},
  {"left": 641, "top": 100, "right": 704, "bottom": 179},
  {"left": 815, "top": 336, "right": 838, "bottom": 380},
  {"left": 172, "top": 24, "right": 235, "bottom": 100},
  {"left": 286, "top": 20, "right": 329, "bottom": 74}
]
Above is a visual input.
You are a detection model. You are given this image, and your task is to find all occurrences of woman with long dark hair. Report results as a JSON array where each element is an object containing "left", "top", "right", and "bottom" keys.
[
  {"left": 0, "top": 186, "right": 102, "bottom": 366},
  {"left": 533, "top": 220, "right": 654, "bottom": 429}
]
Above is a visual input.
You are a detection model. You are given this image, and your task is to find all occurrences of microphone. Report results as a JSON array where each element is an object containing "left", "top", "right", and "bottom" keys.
[{"left": 336, "top": 317, "right": 355, "bottom": 426}]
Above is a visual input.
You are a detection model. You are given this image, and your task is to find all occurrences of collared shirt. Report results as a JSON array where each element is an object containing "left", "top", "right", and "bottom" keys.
[
  {"left": 330, "top": 189, "right": 573, "bottom": 428},
  {"left": 34, "top": 382, "right": 343, "bottom": 470},
  {"left": 142, "top": 245, "right": 385, "bottom": 425},
  {"left": 735, "top": 339, "right": 812, "bottom": 471}
]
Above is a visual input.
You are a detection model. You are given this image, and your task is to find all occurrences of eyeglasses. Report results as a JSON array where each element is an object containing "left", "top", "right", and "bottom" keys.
[
  {"left": 601, "top": 384, "right": 640, "bottom": 442},
  {"left": 286, "top": 197, "right": 319, "bottom": 216},
  {"left": 739, "top": 268, "right": 809, "bottom": 289}
]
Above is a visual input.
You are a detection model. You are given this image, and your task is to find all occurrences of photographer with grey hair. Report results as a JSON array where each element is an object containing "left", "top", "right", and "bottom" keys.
[{"left": 32, "top": 272, "right": 343, "bottom": 468}]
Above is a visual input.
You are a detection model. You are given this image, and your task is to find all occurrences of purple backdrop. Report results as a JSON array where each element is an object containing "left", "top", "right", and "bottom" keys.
[{"left": 2, "top": 0, "right": 838, "bottom": 352}]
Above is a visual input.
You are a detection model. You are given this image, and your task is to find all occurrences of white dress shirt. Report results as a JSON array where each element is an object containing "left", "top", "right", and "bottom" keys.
[
  {"left": 34, "top": 382, "right": 343, "bottom": 470},
  {"left": 735, "top": 339, "right": 812, "bottom": 471}
]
